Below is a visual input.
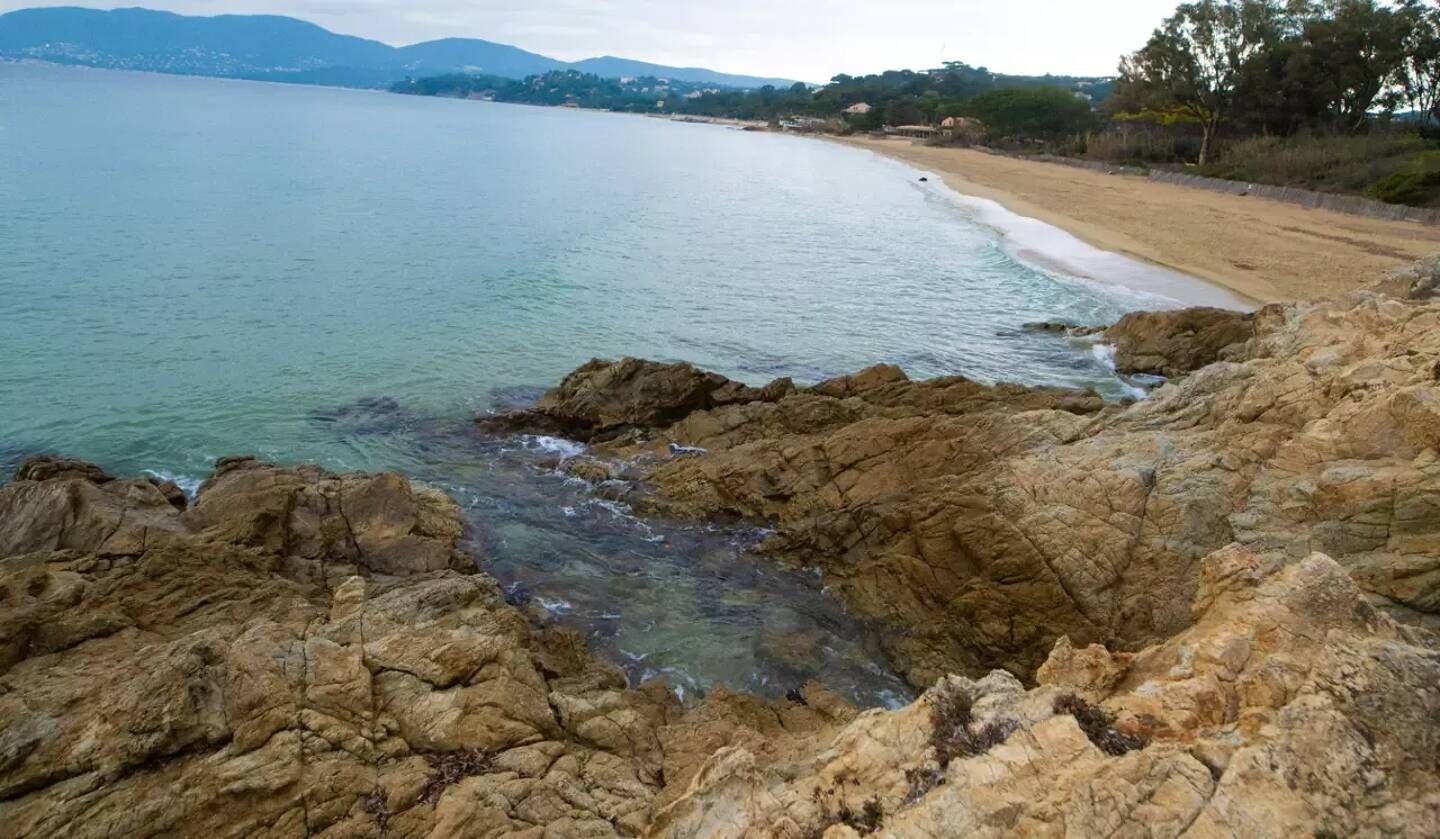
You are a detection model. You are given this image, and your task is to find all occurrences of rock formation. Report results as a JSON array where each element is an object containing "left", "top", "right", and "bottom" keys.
[
  {"left": 1102, "top": 307, "right": 1254, "bottom": 377},
  {"left": 0, "top": 456, "right": 852, "bottom": 837},
  {"left": 7, "top": 275, "right": 1440, "bottom": 837},
  {"left": 651, "top": 546, "right": 1440, "bottom": 838},
  {"left": 3, "top": 452, "right": 1435, "bottom": 835},
  {"left": 483, "top": 291, "right": 1440, "bottom": 691}
]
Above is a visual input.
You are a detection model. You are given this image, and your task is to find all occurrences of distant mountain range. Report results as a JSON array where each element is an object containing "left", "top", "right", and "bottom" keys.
[{"left": 0, "top": 7, "right": 800, "bottom": 89}]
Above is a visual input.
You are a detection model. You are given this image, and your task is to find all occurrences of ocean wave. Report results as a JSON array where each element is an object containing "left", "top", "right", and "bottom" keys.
[
  {"left": 1091, "top": 344, "right": 1154, "bottom": 401},
  {"left": 142, "top": 469, "right": 203, "bottom": 498},
  {"left": 520, "top": 435, "right": 587, "bottom": 459}
]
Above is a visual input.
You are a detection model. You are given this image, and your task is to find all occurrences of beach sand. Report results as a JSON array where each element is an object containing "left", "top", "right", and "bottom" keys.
[{"left": 840, "top": 136, "right": 1440, "bottom": 304}]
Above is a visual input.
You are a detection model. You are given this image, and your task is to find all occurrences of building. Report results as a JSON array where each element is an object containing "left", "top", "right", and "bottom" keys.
[{"left": 843, "top": 102, "right": 872, "bottom": 116}]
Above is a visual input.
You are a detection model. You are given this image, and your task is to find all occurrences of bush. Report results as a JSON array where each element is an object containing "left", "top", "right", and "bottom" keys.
[
  {"left": 1366, "top": 170, "right": 1440, "bottom": 206},
  {"left": 1198, "top": 132, "right": 1440, "bottom": 206}
]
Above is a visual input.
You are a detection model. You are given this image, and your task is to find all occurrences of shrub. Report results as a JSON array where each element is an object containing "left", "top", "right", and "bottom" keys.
[
  {"left": 807, "top": 788, "right": 886, "bottom": 837},
  {"left": 1198, "top": 132, "right": 1440, "bottom": 206},
  {"left": 1366, "top": 170, "right": 1440, "bottom": 206}
]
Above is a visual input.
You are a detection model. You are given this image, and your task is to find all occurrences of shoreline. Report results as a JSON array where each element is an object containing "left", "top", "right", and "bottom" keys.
[{"left": 835, "top": 136, "right": 1440, "bottom": 304}]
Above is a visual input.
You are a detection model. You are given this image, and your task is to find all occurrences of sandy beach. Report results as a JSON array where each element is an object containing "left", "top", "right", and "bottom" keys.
[{"left": 840, "top": 136, "right": 1440, "bottom": 304}]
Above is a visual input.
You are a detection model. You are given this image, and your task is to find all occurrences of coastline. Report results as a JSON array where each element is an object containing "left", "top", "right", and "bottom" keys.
[{"left": 835, "top": 135, "right": 1440, "bottom": 304}]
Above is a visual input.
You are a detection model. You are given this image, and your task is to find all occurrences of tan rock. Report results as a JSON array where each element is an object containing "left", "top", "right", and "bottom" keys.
[
  {"left": 508, "top": 292, "right": 1440, "bottom": 686},
  {"left": 0, "top": 461, "right": 678, "bottom": 838},
  {"left": 650, "top": 547, "right": 1440, "bottom": 838}
]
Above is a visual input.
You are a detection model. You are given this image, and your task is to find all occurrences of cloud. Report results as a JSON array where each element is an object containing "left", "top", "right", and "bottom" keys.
[{"left": 0, "top": 0, "right": 1178, "bottom": 81}]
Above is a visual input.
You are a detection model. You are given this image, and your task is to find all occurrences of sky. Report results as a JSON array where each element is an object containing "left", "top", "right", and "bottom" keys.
[{"left": 0, "top": 1, "right": 1182, "bottom": 82}]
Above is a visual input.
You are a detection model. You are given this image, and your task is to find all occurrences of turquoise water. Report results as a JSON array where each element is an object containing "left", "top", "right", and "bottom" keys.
[{"left": 1, "top": 62, "right": 1217, "bottom": 705}]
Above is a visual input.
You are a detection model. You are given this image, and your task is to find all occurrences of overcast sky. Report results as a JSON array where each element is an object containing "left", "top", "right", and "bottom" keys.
[{"left": 1, "top": 1, "right": 1181, "bottom": 81}]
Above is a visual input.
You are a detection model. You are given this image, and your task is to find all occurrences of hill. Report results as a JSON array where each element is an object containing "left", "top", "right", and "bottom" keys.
[{"left": 0, "top": 6, "right": 797, "bottom": 89}]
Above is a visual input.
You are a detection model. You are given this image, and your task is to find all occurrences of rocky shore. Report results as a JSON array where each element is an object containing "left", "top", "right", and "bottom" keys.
[{"left": 4, "top": 263, "right": 1439, "bottom": 836}]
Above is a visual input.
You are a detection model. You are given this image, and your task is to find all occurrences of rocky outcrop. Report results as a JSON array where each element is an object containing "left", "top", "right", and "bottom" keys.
[
  {"left": 1103, "top": 306, "right": 1256, "bottom": 376},
  {"left": 0, "top": 457, "right": 853, "bottom": 837},
  {"left": 10, "top": 271, "right": 1440, "bottom": 836},
  {"left": 6, "top": 457, "right": 1434, "bottom": 837},
  {"left": 475, "top": 358, "right": 788, "bottom": 442},
  {"left": 1369, "top": 253, "right": 1440, "bottom": 301},
  {"left": 484, "top": 292, "right": 1440, "bottom": 690},
  {"left": 650, "top": 546, "right": 1440, "bottom": 838}
]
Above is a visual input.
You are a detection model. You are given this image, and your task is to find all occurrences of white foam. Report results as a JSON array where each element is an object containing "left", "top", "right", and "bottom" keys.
[
  {"left": 535, "top": 597, "right": 573, "bottom": 616},
  {"left": 521, "top": 435, "right": 587, "bottom": 459},
  {"left": 142, "top": 469, "right": 203, "bottom": 498},
  {"left": 1091, "top": 343, "right": 1120, "bottom": 371},
  {"left": 1091, "top": 344, "right": 1154, "bottom": 401},
  {"left": 896, "top": 161, "right": 1254, "bottom": 313}
]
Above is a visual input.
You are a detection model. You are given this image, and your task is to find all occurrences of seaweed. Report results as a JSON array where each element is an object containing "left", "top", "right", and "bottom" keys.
[
  {"left": 929, "top": 683, "right": 1019, "bottom": 768},
  {"left": 418, "top": 747, "right": 494, "bottom": 804},
  {"left": 1053, "top": 693, "right": 1147, "bottom": 756}
]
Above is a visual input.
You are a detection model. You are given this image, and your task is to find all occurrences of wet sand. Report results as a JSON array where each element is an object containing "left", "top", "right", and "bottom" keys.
[{"left": 840, "top": 136, "right": 1440, "bottom": 304}]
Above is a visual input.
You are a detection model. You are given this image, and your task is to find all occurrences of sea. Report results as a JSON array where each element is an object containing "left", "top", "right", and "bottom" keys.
[{"left": 0, "top": 60, "right": 1245, "bottom": 707}]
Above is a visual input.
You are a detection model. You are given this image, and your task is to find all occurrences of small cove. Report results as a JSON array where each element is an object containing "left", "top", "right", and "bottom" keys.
[{"left": 3, "top": 61, "right": 1239, "bottom": 706}]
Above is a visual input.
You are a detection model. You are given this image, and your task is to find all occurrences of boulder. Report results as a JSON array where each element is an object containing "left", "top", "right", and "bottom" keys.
[
  {"left": 13, "top": 455, "right": 116, "bottom": 484},
  {"left": 476, "top": 357, "right": 739, "bottom": 441},
  {"left": 1103, "top": 306, "right": 1256, "bottom": 376},
  {"left": 1367, "top": 253, "right": 1440, "bottom": 301}
]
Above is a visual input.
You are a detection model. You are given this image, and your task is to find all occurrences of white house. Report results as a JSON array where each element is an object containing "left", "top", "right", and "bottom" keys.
[{"left": 844, "top": 102, "right": 872, "bottom": 116}]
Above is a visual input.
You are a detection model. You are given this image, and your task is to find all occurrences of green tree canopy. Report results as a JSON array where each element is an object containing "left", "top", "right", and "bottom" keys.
[{"left": 964, "top": 86, "right": 1096, "bottom": 139}]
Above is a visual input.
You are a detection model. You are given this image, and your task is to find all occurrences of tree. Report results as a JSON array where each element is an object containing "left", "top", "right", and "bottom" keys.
[
  {"left": 1395, "top": 0, "right": 1440, "bottom": 124},
  {"left": 965, "top": 86, "right": 1096, "bottom": 140},
  {"left": 1299, "top": 0, "right": 1412, "bottom": 131},
  {"left": 1117, "top": 0, "right": 1282, "bottom": 164},
  {"left": 883, "top": 96, "right": 925, "bottom": 126}
]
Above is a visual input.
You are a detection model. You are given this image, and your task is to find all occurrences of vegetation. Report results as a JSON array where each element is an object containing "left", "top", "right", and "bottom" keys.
[
  {"left": 1053, "top": 694, "right": 1148, "bottom": 756},
  {"left": 1103, "top": 0, "right": 1440, "bottom": 205},
  {"left": 964, "top": 86, "right": 1097, "bottom": 141},
  {"left": 1198, "top": 131, "right": 1440, "bottom": 200},
  {"left": 808, "top": 779, "right": 886, "bottom": 837},
  {"left": 417, "top": 748, "right": 493, "bottom": 804},
  {"left": 393, "top": 71, "right": 720, "bottom": 113},
  {"left": 394, "top": 62, "right": 1110, "bottom": 128},
  {"left": 396, "top": 0, "right": 1440, "bottom": 207},
  {"left": 928, "top": 683, "right": 1019, "bottom": 768}
]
